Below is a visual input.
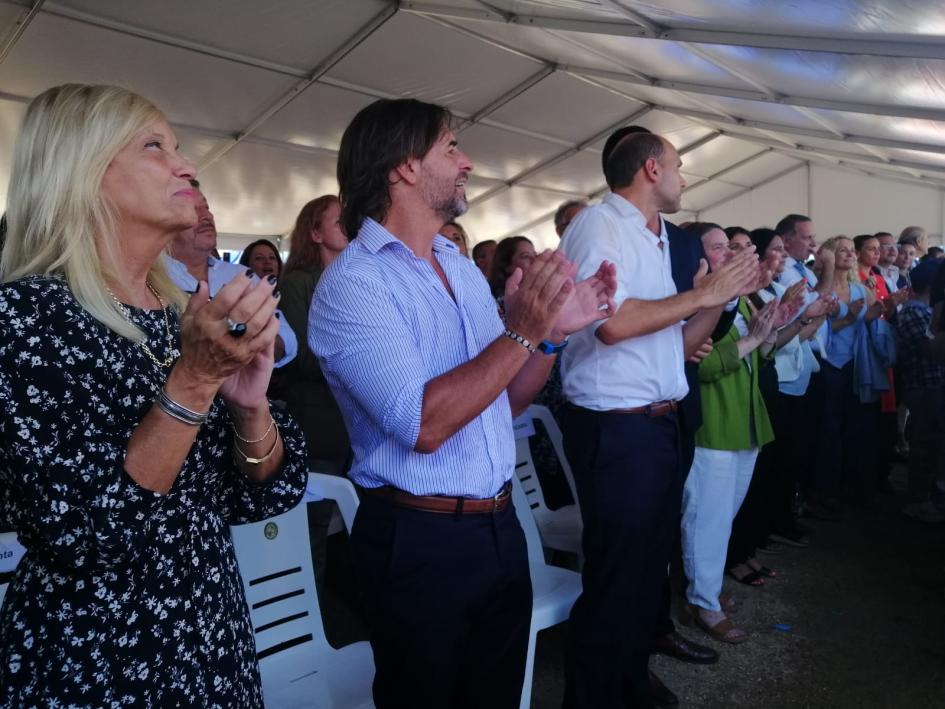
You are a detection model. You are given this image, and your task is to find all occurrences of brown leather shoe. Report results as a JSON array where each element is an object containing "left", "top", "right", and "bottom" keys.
[
  {"left": 648, "top": 670, "right": 679, "bottom": 709},
  {"left": 652, "top": 630, "right": 720, "bottom": 665}
]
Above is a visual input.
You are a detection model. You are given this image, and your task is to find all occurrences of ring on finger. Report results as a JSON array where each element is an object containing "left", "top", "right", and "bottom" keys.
[{"left": 225, "top": 316, "right": 247, "bottom": 338}]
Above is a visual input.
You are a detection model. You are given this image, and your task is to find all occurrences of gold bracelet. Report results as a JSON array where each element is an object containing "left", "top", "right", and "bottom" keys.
[
  {"left": 232, "top": 415, "right": 275, "bottom": 444},
  {"left": 234, "top": 421, "right": 280, "bottom": 465}
]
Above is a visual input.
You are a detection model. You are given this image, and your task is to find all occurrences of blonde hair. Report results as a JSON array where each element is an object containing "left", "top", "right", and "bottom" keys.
[
  {"left": 819, "top": 235, "right": 858, "bottom": 284},
  {"left": 1, "top": 84, "right": 188, "bottom": 342}
]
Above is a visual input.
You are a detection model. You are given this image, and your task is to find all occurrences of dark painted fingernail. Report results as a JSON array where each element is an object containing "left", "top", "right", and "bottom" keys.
[
  {"left": 272, "top": 288, "right": 280, "bottom": 298},
  {"left": 245, "top": 269, "right": 254, "bottom": 278},
  {"left": 267, "top": 275, "right": 277, "bottom": 285}
]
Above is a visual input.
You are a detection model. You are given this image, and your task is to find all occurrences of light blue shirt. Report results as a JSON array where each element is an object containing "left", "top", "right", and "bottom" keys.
[
  {"left": 308, "top": 218, "right": 513, "bottom": 498},
  {"left": 824, "top": 282, "right": 867, "bottom": 368},
  {"left": 164, "top": 255, "right": 297, "bottom": 369}
]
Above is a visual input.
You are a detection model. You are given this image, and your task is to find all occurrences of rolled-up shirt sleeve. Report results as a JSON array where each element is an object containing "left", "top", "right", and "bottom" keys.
[
  {"left": 310, "top": 267, "right": 428, "bottom": 450},
  {"left": 273, "top": 307, "right": 298, "bottom": 368}
]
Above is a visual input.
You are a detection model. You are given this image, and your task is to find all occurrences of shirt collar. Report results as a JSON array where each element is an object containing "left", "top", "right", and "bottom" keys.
[
  {"left": 603, "top": 192, "right": 668, "bottom": 244},
  {"left": 357, "top": 218, "right": 460, "bottom": 258}
]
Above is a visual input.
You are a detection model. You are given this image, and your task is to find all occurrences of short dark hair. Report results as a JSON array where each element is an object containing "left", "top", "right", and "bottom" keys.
[
  {"left": 685, "top": 222, "right": 723, "bottom": 240},
  {"left": 337, "top": 98, "right": 451, "bottom": 239},
  {"left": 775, "top": 214, "right": 812, "bottom": 238},
  {"left": 238, "top": 238, "right": 283, "bottom": 276},
  {"left": 853, "top": 233, "right": 878, "bottom": 251},
  {"left": 749, "top": 227, "right": 779, "bottom": 256},
  {"left": 724, "top": 225, "right": 750, "bottom": 240},
  {"left": 601, "top": 125, "right": 652, "bottom": 179},
  {"left": 471, "top": 239, "right": 496, "bottom": 261},
  {"left": 874, "top": 231, "right": 893, "bottom": 239},
  {"left": 604, "top": 132, "right": 666, "bottom": 191}
]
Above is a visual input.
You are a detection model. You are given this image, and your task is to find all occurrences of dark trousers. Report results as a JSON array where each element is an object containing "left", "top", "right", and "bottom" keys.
[
  {"left": 351, "top": 494, "right": 532, "bottom": 709},
  {"left": 815, "top": 361, "right": 880, "bottom": 497},
  {"left": 562, "top": 407, "right": 683, "bottom": 709},
  {"left": 653, "top": 431, "right": 695, "bottom": 639},
  {"left": 727, "top": 398, "right": 798, "bottom": 566},
  {"left": 800, "top": 367, "right": 825, "bottom": 495},
  {"left": 904, "top": 387, "right": 945, "bottom": 501}
]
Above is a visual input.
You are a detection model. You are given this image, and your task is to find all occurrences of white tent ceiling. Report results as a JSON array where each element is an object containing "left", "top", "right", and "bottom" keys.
[{"left": 3, "top": 0, "right": 945, "bottom": 250}]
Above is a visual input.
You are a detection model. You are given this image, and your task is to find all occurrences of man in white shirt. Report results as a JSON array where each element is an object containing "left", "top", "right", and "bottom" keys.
[
  {"left": 166, "top": 183, "right": 297, "bottom": 368},
  {"left": 559, "top": 132, "right": 760, "bottom": 709},
  {"left": 876, "top": 232, "right": 900, "bottom": 293},
  {"left": 774, "top": 214, "right": 839, "bottom": 520}
]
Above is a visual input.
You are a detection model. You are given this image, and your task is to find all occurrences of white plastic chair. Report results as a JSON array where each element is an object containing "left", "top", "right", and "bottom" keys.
[
  {"left": 230, "top": 475, "right": 374, "bottom": 709},
  {"left": 0, "top": 531, "right": 25, "bottom": 609},
  {"left": 514, "top": 406, "right": 583, "bottom": 562},
  {"left": 510, "top": 475, "right": 582, "bottom": 709}
]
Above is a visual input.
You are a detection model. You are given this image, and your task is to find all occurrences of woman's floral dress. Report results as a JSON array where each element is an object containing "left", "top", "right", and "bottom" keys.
[{"left": 0, "top": 276, "right": 308, "bottom": 708}]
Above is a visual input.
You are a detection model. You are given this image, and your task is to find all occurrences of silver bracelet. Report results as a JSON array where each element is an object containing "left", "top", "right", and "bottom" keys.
[
  {"left": 156, "top": 388, "right": 209, "bottom": 426},
  {"left": 503, "top": 328, "right": 536, "bottom": 354}
]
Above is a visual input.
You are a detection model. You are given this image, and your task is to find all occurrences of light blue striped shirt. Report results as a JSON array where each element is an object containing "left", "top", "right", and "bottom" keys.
[
  {"left": 164, "top": 254, "right": 298, "bottom": 368},
  {"left": 308, "top": 218, "right": 513, "bottom": 498}
]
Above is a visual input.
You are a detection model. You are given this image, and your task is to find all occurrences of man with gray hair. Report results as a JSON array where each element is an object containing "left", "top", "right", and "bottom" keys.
[
  {"left": 899, "top": 225, "right": 929, "bottom": 259},
  {"left": 554, "top": 199, "right": 587, "bottom": 238}
]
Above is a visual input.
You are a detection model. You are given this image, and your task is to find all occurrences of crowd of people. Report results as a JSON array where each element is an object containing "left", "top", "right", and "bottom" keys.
[{"left": 1, "top": 82, "right": 944, "bottom": 709}]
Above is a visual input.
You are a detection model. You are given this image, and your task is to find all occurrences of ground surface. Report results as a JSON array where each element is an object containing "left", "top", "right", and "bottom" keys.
[
  {"left": 530, "top": 465, "right": 945, "bottom": 709},
  {"left": 321, "top": 465, "right": 945, "bottom": 708}
]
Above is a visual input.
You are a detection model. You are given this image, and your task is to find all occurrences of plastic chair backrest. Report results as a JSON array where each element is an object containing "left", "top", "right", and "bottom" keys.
[
  {"left": 0, "top": 532, "right": 25, "bottom": 575},
  {"left": 509, "top": 471, "right": 548, "bottom": 568},
  {"left": 527, "top": 405, "right": 580, "bottom": 509},
  {"left": 514, "top": 436, "right": 554, "bottom": 527},
  {"left": 305, "top": 473, "right": 360, "bottom": 531},
  {"left": 230, "top": 500, "right": 329, "bottom": 686}
]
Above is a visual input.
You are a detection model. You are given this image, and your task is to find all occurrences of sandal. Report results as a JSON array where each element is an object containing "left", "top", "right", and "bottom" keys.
[
  {"left": 746, "top": 559, "right": 777, "bottom": 578},
  {"left": 719, "top": 593, "right": 737, "bottom": 613},
  {"left": 683, "top": 604, "right": 749, "bottom": 644},
  {"left": 727, "top": 566, "right": 765, "bottom": 586}
]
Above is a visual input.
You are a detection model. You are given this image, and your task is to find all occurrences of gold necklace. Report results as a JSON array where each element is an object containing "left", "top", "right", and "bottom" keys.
[{"left": 106, "top": 281, "right": 176, "bottom": 368}]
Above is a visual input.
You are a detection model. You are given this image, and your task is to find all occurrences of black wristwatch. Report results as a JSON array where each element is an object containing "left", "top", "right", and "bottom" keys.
[{"left": 537, "top": 337, "right": 569, "bottom": 355}]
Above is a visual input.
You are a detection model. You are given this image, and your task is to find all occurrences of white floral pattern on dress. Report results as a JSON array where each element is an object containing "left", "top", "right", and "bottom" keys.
[{"left": 0, "top": 276, "right": 307, "bottom": 708}]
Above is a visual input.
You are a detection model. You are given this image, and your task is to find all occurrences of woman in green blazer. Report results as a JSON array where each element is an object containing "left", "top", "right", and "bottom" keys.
[{"left": 680, "top": 224, "right": 778, "bottom": 645}]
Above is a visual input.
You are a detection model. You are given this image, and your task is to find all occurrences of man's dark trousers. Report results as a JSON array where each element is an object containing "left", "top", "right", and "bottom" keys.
[
  {"left": 351, "top": 494, "right": 532, "bottom": 709},
  {"left": 562, "top": 406, "right": 684, "bottom": 709}
]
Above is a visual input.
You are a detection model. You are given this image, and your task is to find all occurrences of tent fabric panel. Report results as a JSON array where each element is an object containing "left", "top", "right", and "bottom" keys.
[
  {"left": 808, "top": 165, "right": 944, "bottom": 241},
  {"left": 252, "top": 82, "right": 379, "bottom": 152},
  {"left": 0, "top": 100, "right": 27, "bottom": 208},
  {"left": 516, "top": 0, "right": 944, "bottom": 37},
  {"left": 883, "top": 147, "right": 945, "bottom": 170},
  {"left": 678, "top": 136, "right": 770, "bottom": 180},
  {"left": 326, "top": 11, "right": 544, "bottom": 115},
  {"left": 456, "top": 123, "right": 565, "bottom": 182},
  {"left": 0, "top": 1, "right": 24, "bottom": 33},
  {"left": 703, "top": 153, "right": 804, "bottom": 191},
  {"left": 45, "top": 0, "right": 392, "bottom": 71},
  {"left": 682, "top": 179, "right": 751, "bottom": 213},
  {"left": 486, "top": 71, "right": 646, "bottom": 143},
  {"left": 685, "top": 43, "right": 945, "bottom": 113},
  {"left": 461, "top": 183, "right": 577, "bottom": 248},
  {"left": 0, "top": 12, "right": 298, "bottom": 133},
  {"left": 699, "top": 167, "right": 808, "bottom": 228},
  {"left": 548, "top": 33, "right": 757, "bottom": 91},
  {"left": 805, "top": 109, "right": 945, "bottom": 150},
  {"left": 520, "top": 150, "right": 610, "bottom": 196},
  {"left": 197, "top": 141, "right": 339, "bottom": 238}
]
